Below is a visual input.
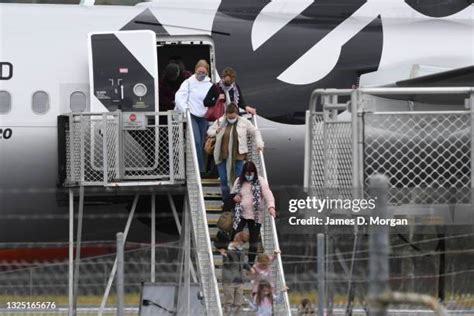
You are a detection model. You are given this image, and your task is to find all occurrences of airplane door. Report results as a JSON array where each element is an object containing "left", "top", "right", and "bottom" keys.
[{"left": 88, "top": 30, "right": 158, "bottom": 112}]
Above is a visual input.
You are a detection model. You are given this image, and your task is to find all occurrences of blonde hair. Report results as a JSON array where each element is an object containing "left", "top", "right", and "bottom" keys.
[
  {"left": 194, "top": 59, "right": 209, "bottom": 73},
  {"left": 234, "top": 231, "right": 249, "bottom": 243},
  {"left": 256, "top": 254, "right": 271, "bottom": 268}
]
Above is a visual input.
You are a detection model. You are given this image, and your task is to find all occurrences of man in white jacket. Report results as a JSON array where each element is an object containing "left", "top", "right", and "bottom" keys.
[{"left": 175, "top": 60, "right": 213, "bottom": 172}]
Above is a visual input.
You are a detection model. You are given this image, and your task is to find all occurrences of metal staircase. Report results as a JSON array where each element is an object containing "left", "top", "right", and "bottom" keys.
[
  {"left": 185, "top": 111, "right": 223, "bottom": 315},
  {"left": 185, "top": 112, "right": 291, "bottom": 315},
  {"left": 61, "top": 110, "right": 289, "bottom": 315}
]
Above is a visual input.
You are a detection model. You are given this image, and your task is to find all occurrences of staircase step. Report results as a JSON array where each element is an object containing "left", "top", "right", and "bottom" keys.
[
  {"left": 207, "top": 213, "right": 220, "bottom": 225},
  {"left": 209, "top": 227, "right": 218, "bottom": 240},
  {"left": 214, "top": 254, "right": 223, "bottom": 267},
  {"left": 202, "top": 185, "right": 222, "bottom": 198},
  {"left": 205, "top": 200, "right": 223, "bottom": 212},
  {"left": 201, "top": 178, "right": 220, "bottom": 186}
]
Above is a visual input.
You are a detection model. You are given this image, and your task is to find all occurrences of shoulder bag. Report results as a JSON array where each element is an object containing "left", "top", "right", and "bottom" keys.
[{"left": 204, "top": 85, "right": 226, "bottom": 121}]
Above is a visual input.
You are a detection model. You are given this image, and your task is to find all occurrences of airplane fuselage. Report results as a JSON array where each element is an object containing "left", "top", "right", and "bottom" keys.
[{"left": 0, "top": 1, "right": 472, "bottom": 244}]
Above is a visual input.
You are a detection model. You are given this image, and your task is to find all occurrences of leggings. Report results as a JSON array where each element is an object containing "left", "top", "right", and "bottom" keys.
[{"left": 233, "top": 217, "right": 261, "bottom": 264}]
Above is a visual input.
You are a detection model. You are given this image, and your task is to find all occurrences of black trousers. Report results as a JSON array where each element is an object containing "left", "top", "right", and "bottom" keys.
[{"left": 233, "top": 218, "right": 261, "bottom": 265}]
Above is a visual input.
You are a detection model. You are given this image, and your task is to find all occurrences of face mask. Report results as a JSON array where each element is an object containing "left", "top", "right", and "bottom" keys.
[
  {"left": 227, "top": 118, "right": 237, "bottom": 124},
  {"left": 195, "top": 73, "right": 206, "bottom": 81},
  {"left": 224, "top": 81, "right": 232, "bottom": 87},
  {"left": 245, "top": 174, "right": 254, "bottom": 182}
]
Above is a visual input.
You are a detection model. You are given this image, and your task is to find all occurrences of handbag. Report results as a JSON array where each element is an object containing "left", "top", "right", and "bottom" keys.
[
  {"left": 204, "top": 136, "right": 216, "bottom": 155},
  {"left": 204, "top": 85, "right": 226, "bottom": 121},
  {"left": 216, "top": 211, "right": 233, "bottom": 233},
  {"left": 203, "top": 118, "right": 220, "bottom": 155}
]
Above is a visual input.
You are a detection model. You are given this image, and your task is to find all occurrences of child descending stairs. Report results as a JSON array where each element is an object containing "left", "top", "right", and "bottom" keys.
[{"left": 201, "top": 177, "right": 254, "bottom": 311}]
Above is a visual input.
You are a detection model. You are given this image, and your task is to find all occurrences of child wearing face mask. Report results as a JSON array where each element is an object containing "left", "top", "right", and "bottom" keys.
[
  {"left": 231, "top": 161, "right": 276, "bottom": 265},
  {"left": 207, "top": 104, "right": 264, "bottom": 201},
  {"left": 175, "top": 60, "right": 213, "bottom": 173}
]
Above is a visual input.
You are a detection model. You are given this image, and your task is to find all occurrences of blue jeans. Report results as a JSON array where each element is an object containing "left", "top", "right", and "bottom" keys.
[
  {"left": 191, "top": 114, "right": 208, "bottom": 172},
  {"left": 217, "top": 159, "right": 244, "bottom": 201}
]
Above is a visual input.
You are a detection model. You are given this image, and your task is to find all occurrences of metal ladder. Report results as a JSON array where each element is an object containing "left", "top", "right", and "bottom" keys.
[{"left": 185, "top": 111, "right": 291, "bottom": 315}]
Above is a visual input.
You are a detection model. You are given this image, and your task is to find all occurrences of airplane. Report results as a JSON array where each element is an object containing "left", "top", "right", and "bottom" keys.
[{"left": 0, "top": 0, "right": 472, "bottom": 259}]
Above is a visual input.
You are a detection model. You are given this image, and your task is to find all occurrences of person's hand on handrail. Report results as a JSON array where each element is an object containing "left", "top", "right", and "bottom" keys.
[
  {"left": 268, "top": 206, "right": 276, "bottom": 218},
  {"left": 245, "top": 105, "right": 256, "bottom": 115}
]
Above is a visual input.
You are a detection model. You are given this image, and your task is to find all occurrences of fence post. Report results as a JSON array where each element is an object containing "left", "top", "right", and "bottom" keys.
[
  {"left": 168, "top": 111, "right": 175, "bottom": 183},
  {"left": 151, "top": 194, "right": 156, "bottom": 283},
  {"left": 73, "top": 185, "right": 85, "bottom": 315},
  {"left": 68, "top": 189, "right": 74, "bottom": 316},
  {"left": 29, "top": 268, "right": 33, "bottom": 297},
  {"left": 116, "top": 232, "right": 124, "bottom": 316},
  {"left": 317, "top": 233, "right": 325, "bottom": 316},
  {"left": 351, "top": 90, "right": 359, "bottom": 192},
  {"left": 470, "top": 93, "right": 474, "bottom": 221},
  {"left": 102, "top": 113, "right": 108, "bottom": 184},
  {"left": 368, "top": 174, "right": 390, "bottom": 316}
]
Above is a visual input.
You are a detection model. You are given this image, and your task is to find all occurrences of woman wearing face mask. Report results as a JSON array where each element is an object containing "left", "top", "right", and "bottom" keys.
[
  {"left": 204, "top": 67, "right": 256, "bottom": 115},
  {"left": 231, "top": 161, "right": 276, "bottom": 265},
  {"left": 175, "top": 59, "right": 213, "bottom": 172},
  {"left": 207, "top": 104, "right": 263, "bottom": 201}
]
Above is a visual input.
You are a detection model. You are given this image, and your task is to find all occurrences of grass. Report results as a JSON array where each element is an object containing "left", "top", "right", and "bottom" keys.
[
  {"left": 287, "top": 291, "right": 474, "bottom": 308},
  {"left": 0, "top": 293, "right": 140, "bottom": 306},
  {"left": 1, "top": 291, "right": 472, "bottom": 308}
]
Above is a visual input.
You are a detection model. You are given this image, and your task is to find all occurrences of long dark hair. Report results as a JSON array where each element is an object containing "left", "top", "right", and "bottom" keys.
[
  {"left": 255, "top": 279, "right": 273, "bottom": 306},
  {"left": 238, "top": 161, "right": 259, "bottom": 184}
]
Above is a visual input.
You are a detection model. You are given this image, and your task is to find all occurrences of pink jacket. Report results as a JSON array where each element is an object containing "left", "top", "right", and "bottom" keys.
[
  {"left": 231, "top": 176, "right": 275, "bottom": 223},
  {"left": 250, "top": 255, "right": 276, "bottom": 294}
]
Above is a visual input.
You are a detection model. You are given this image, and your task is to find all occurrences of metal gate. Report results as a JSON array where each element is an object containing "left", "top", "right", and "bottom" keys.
[
  {"left": 64, "top": 111, "right": 185, "bottom": 186},
  {"left": 305, "top": 87, "right": 474, "bottom": 213}
]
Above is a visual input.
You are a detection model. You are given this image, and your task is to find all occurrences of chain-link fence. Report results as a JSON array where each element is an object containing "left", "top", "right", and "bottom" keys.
[
  {"left": 2, "top": 237, "right": 473, "bottom": 315},
  {"left": 279, "top": 233, "right": 474, "bottom": 312},
  {"left": 0, "top": 242, "right": 185, "bottom": 316},
  {"left": 364, "top": 112, "right": 471, "bottom": 205},
  {"left": 63, "top": 111, "right": 185, "bottom": 186},
  {"left": 305, "top": 88, "right": 474, "bottom": 210},
  {"left": 302, "top": 87, "right": 474, "bottom": 314}
]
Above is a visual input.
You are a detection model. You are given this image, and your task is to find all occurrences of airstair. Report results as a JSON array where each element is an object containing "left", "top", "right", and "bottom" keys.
[
  {"left": 185, "top": 111, "right": 291, "bottom": 315},
  {"left": 60, "top": 110, "right": 290, "bottom": 315}
]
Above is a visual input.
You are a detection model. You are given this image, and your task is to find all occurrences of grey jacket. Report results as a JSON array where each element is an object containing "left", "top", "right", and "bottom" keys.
[{"left": 222, "top": 245, "right": 245, "bottom": 284}]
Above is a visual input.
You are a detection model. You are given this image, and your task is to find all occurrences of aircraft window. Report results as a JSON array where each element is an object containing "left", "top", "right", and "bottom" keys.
[
  {"left": 0, "top": 91, "right": 11, "bottom": 114},
  {"left": 70, "top": 91, "right": 87, "bottom": 112},
  {"left": 32, "top": 91, "right": 50, "bottom": 115}
]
